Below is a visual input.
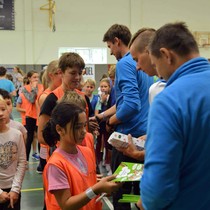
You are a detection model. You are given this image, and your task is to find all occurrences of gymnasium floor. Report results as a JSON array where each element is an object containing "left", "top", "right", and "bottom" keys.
[{"left": 13, "top": 108, "right": 138, "bottom": 210}]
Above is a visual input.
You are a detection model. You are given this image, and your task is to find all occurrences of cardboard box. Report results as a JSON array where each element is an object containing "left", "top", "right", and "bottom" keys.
[{"left": 108, "top": 132, "right": 145, "bottom": 150}]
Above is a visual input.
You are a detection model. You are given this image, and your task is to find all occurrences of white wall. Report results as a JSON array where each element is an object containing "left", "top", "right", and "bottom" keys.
[{"left": 1, "top": 0, "right": 210, "bottom": 65}]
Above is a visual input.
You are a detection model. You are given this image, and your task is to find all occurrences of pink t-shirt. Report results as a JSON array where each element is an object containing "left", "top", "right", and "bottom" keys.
[{"left": 47, "top": 147, "right": 88, "bottom": 192}]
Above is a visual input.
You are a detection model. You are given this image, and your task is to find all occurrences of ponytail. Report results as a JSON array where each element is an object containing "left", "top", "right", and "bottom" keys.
[{"left": 43, "top": 119, "right": 60, "bottom": 147}]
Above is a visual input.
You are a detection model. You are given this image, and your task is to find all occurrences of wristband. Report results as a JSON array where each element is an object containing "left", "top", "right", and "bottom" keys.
[{"left": 85, "top": 187, "right": 97, "bottom": 199}]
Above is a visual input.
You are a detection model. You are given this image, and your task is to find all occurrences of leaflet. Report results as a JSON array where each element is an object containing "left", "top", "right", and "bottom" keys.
[{"left": 113, "top": 162, "right": 144, "bottom": 182}]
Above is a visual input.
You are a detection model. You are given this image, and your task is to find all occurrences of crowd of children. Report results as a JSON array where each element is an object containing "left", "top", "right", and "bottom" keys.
[{"left": 0, "top": 52, "right": 121, "bottom": 210}]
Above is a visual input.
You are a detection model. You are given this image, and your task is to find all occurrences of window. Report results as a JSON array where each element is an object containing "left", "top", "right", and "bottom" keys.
[{"left": 58, "top": 47, "right": 107, "bottom": 64}]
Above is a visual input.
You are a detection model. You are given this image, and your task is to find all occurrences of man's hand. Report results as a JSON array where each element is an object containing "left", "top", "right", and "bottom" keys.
[
  {"left": 137, "top": 199, "right": 144, "bottom": 210},
  {"left": 116, "top": 134, "right": 145, "bottom": 161}
]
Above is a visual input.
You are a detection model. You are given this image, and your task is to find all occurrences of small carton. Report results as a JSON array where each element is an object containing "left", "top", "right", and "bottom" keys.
[{"left": 108, "top": 131, "right": 145, "bottom": 151}]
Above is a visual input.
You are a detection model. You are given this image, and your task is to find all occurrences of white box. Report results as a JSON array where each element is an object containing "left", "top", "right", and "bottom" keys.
[{"left": 108, "top": 132, "right": 145, "bottom": 151}]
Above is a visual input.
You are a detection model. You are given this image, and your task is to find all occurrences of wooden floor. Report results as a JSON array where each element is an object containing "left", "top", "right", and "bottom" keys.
[{"left": 21, "top": 160, "right": 44, "bottom": 210}]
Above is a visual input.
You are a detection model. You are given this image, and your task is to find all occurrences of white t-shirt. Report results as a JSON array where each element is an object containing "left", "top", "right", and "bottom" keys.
[
  {"left": 149, "top": 81, "right": 166, "bottom": 104},
  {"left": 0, "top": 127, "right": 26, "bottom": 194}
]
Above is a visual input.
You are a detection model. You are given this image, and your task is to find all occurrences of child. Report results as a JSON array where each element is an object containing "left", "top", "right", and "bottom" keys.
[
  {"left": 60, "top": 91, "right": 95, "bottom": 154},
  {"left": 0, "top": 88, "right": 27, "bottom": 143},
  {"left": 0, "top": 96, "right": 26, "bottom": 210},
  {"left": 36, "top": 60, "right": 62, "bottom": 174},
  {"left": 95, "top": 78, "right": 113, "bottom": 175},
  {"left": 83, "top": 79, "right": 98, "bottom": 116},
  {"left": 42, "top": 102, "right": 120, "bottom": 210},
  {"left": 16, "top": 77, "right": 39, "bottom": 160},
  {"left": 21, "top": 71, "right": 43, "bottom": 161}
]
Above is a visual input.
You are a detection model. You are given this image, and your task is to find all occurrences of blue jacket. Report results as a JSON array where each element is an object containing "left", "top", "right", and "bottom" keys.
[
  {"left": 141, "top": 57, "right": 210, "bottom": 210},
  {"left": 115, "top": 52, "right": 153, "bottom": 137}
]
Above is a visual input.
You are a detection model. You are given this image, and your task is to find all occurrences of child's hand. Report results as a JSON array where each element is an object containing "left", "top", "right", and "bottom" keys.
[
  {"left": 100, "top": 93, "right": 108, "bottom": 103},
  {"left": 31, "top": 81, "right": 38, "bottom": 89},
  {"left": 0, "top": 191, "right": 10, "bottom": 203},
  {"left": 88, "top": 119, "right": 100, "bottom": 135},
  {"left": 8, "top": 191, "right": 19, "bottom": 208},
  {"left": 96, "top": 174, "right": 103, "bottom": 182},
  {"left": 93, "top": 174, "right": 122, "bottom": 195}
]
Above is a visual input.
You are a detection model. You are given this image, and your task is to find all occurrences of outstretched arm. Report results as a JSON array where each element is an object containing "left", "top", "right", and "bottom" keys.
[{"left": 53, "top": 175, "right": 121, "bottom": 210}]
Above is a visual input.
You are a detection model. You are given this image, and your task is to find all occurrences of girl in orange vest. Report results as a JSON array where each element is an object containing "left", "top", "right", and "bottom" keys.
[
  {"left": 36, "top": 60, "right": 62, "bottom": 173},
  {"left": 22, "top": 71, "right": 43, "bottom": 161},
  {"left": 42, "top": 102, "right": 120, "bottom": 210}
]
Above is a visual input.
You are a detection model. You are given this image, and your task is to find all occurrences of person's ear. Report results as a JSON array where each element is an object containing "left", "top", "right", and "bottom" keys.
[
  {"left": 48, "top": 72, "right": 53, "bottom": 79},
  {"left": 160, "top": 48, "right": 172, "bottom": 64},
  {"left": 56, "top": 124, "right": 64, "bottom": 136},
  {"left": 144, "top": 46, "right": 149, "bottom": 54},
  {"left": 114, "top": 37, "right": 120, "bottom": 46}
]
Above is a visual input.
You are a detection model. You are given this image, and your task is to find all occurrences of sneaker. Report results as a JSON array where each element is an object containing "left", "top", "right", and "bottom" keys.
[
  {"left": 36, "top": 162, "right": 43, "bottom": 174},
  {"left": 32, "top": 153, "right": 40, "bottom": 160},
  {"left": 36, "top": 168, "right": 43, "bottom": 174}
]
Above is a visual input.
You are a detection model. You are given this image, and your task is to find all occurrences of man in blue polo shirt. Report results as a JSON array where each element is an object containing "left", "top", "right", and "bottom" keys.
[
  {"left": 139, "top": 22, "right": 210, "bottom": 210},
  {"left": 102, "top": 24, "right": 153, "bottom": 210}
]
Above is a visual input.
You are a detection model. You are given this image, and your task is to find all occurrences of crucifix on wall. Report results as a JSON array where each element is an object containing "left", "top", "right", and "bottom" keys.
[{"left": 40, "top": 0, "right": 56, "bottom": 32}]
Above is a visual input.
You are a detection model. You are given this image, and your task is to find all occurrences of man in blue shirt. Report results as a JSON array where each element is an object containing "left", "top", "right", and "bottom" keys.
[
  {"left": 102, "top": 24, "right": 153, "bottom": 210},
  {"left": 139, "top": 22, "right": 210, "bottom": 210}
]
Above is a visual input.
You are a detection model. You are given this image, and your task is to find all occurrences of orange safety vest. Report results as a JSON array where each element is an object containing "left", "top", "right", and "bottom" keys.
[
  {"left": 24, "top": 84, "right": 43, "bottom": 119},
  {"left": 81, "top": 132, "right": 95, "bottom": 162},
  {"left": 43, "top": 146, "right": 102, "bottom": 210},
  {"left": 53, "top": 85, "right": 89, "bottom": 118}
]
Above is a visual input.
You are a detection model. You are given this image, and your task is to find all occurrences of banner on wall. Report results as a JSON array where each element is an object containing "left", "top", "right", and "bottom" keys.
[
  {"left": 0, "top": 0, "right": 15, "bottom": 30},
  {"left": 83, "top": 64, "right": 95, "bottom": 81}
]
